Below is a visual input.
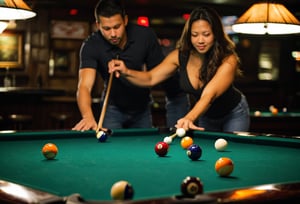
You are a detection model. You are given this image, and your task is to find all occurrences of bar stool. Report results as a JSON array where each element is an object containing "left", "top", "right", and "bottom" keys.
[
  {"left": 8, "top": 114, "right": 33, "bottom": 130},
  {"left": 50, "top": 113, "right": 72, "bottom": 129}
]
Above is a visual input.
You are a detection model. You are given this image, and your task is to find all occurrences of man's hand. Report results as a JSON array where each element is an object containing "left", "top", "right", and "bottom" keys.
[{"left": 72, "top": 117, "right": 97, "bottom": 131}]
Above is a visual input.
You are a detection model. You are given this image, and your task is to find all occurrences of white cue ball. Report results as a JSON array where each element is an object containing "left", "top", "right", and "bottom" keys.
[
  {"left": 96, "top": 130, "right": 104, "bottom": 139},
  {"left": 254, "top": 110, "right": 261, "bottom": 116},
  {"left": 163, "top": 136, "right": 172, "bottom": 144},
  {"left": 214, "top": 138, "right": 228, "bottom": 151},
  {"left": 176, "top": 128, "right": 186, "bottom": 137}
]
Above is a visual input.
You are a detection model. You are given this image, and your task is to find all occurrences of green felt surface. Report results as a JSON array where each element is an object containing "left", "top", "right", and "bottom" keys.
[
  {"left": 250, "top": 111, "right": 300, "bottom": 117},
  {"left": 0, "top": 129, "right": 300, "bottom": 201}
]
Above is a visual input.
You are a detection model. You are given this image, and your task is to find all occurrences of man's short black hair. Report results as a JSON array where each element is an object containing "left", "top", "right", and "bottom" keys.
[{"left": 94, "top": 0, "right": 126, "bottom": 22}]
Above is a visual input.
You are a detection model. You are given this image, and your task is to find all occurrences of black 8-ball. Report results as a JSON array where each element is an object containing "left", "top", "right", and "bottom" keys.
[{"left": 181, "top": 176, "right": 203, "bottom": 197}]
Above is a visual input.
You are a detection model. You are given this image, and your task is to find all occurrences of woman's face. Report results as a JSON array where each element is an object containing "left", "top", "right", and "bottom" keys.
[{"left": 190, "top": 19, "right": 214, "bottom": 54}]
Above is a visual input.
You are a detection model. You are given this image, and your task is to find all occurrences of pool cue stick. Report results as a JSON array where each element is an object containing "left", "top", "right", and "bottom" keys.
[
  {"left": 96, "top": 55, "right": 119, "bottom": 133},
  {"left": 169, "top": 132, "right": 177, "bottom": 139},
  {"left": 96, "top": 73, "right": 113, "bottom": 133}
]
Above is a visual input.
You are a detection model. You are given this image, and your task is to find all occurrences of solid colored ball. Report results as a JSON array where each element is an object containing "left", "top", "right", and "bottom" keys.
[
  {"left": 96, "top": 131, "right": 108, "bottom": 142},
  {"left": 42, "top": 143, "right": 58, "bottom": 160},
  {"left": 110, "top": 180, "right": 134, "bottom": 200},
  {"left": 154, "top": 142, "right": 169, "bottom": 157},
  {"left": 180, "top": 136, "right": 194, "bottom": 149},
  {"left": 271, "top": 107, "right": 278, "bottom": 115},
  {"left": 214, "top": 138, "right": 228, "bottom": 151},
  {"left": 186, "top": 144, "right": 202, "bottom": 161},
  {"left": 181, "top": 176, "right": 203, "bottom": 197},
  {"left": 163, "top": 136, "right": 172, "bottom": 144},
  {"left": 254, "top": 110, "right": 261, "bottom": 116},
  {"left": 215, "top": 157, "right": 234, "bottom": 177},
  {"left": 176, "top": 128, "right": 186, "bottom": 137}
]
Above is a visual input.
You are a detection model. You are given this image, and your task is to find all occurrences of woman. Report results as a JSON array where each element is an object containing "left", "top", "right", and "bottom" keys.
[{"left": 108, "top": 6, "right": 250, "bottom": 132}]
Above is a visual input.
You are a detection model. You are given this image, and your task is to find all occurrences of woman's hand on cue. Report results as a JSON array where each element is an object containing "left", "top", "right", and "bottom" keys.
[
  {"left": 175, "top": 117, "right": 205, "bottom": 131},
  {"left": 108, "top": 59, "right": 127, "bottom": 78}
]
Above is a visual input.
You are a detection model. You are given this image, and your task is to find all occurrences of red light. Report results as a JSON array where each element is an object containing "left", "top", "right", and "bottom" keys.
[
  {"left": 182, "top": 13, "right": 190, "bottom": 21},
  {"left": 137, "top": 16, "right": 149, "bottom": 27},
  {"left": 69, "top": 9, "right": 78, "bottom": 16}
]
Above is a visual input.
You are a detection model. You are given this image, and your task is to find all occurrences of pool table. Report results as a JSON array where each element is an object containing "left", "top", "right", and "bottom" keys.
[
  {"left": 0, "top": 128, "right": 300, "bottom": 203},
  {"left": 250, "top": 110, "right": 300, "bottom": 135}
]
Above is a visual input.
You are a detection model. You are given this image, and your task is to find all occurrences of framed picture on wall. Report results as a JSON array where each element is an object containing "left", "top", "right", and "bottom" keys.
[
  {"left": 51, "top": 20, "right": 90, "bottom": 39},
  {"left": 0, "top": 32, "right": 23, "bottom": 68},
  {"left": 49, "top": 49, "right": 77, "bottom": 77}
]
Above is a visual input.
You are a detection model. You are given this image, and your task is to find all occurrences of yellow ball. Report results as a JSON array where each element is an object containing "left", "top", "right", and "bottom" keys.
[
  {"left": 180, "top": 136, "right": 194, "bottom": 149},
  {"left": 110, "top": 180, "right": 134, "bottom": 200}
]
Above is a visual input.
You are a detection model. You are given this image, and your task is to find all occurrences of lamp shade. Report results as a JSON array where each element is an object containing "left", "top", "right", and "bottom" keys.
[
  {"left": 0, "top": 0, "right": 36, "bottom": 20},
  {"left": 232, "top": 2, "right": 300, "bottom": 35}
]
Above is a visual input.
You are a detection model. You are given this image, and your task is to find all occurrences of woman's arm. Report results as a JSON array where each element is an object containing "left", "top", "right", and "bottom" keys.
[
  {"left": 176, "top": 54, "right": 238, "bottom": 130},
  {"left": 108, "top": 49, "right": 180, "bottom": 87}
]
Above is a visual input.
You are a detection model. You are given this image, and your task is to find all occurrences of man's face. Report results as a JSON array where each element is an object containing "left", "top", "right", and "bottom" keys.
[{"left": 96, "top": 14, "right": 128, "bottom": 47}]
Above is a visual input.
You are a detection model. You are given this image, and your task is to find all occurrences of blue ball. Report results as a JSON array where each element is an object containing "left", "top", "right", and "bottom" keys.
[
  {"left": 97, "top": 131, "right": 108, "bottom": 142},
  {"left": 187, "top": 144, "right": 202, "bottom": 161}
]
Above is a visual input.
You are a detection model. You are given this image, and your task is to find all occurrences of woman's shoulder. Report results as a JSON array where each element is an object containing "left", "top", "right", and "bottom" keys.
[{"left": 223, "top": 53, "right": 238, "bottom": 66}]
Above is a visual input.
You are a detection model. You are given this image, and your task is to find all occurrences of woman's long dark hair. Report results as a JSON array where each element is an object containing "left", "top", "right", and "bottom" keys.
[{"left": 177, "top": 6, "right": 241, "bottom": 84}]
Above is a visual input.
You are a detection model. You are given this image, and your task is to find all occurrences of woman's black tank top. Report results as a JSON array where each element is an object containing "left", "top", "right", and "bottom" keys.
[{"left": 178, "top": 51, "right": 241, "bottom": 118}]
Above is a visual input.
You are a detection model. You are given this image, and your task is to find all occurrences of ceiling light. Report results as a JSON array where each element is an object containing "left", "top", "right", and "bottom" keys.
[
  {"left": 0, "top": 0, "right": 36, "bottom": 20},
  {"left": 232, "top": 2, "right": 300, "bottom": 35}
]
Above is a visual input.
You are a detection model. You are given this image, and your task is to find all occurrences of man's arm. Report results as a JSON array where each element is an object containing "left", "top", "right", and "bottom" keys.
[{"left": 72, "top": 68, "right": 98, "bottom": 131}]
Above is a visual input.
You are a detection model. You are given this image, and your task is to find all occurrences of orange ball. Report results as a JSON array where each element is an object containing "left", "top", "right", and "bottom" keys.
[
  {"left": 271, "top": 108, "right": 278, "bottom": 115},
  {"left": 42, "top": 143, "right": 58, "bottom": 159},
  {"left": 215, "top": 157, "right": 234, "bottom": 177},
  {"left": 180, "top": 136, "right": 193, "bottom": 149}
]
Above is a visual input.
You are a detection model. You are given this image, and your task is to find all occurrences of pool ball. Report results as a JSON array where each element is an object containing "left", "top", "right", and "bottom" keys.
[
  {"left": 42, "top": 143, "right": 58, "bottom": 160},
  {"left": 180, "top": 136, "right": 194, "bottom": 149},
  {"left": 96, "top": 131, "right": 108, "bottom": 142},
  {"left": 214, "top": 138, "right": 228, "bottom": 151},
  {"left": 271, "top": 107, "right": 278, "bottom": 115},
  {"left": 186, "top": 144, "right": 202, "bottom": 161},
  {"left": 215, "top": 157, "right": 234, "bottom": 177},
  {"left": 110, "top": 180, "right": 134, "bottom": 200},
  {"left": 176, "top": 128, "right": 186, "bottom": 137},
  {"left": 254, "top": 110, "right": 261, "bottom": 116},
  {"left": 163, "top": 136, "right": 172, "bottom": 144},
  {"left": 269, "top": 105, "right": 275, "bottom": 112},
  {"left": 181, "top": 176, "right": 203, "bottom": 197},
  {"left": 154, "top": 141, "right": 169, "bottom": 157}
]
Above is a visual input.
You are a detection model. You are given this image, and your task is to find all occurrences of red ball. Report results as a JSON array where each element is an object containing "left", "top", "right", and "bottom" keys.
[{"left": 154, "top": 142, "right": 169, "bottom": 157}]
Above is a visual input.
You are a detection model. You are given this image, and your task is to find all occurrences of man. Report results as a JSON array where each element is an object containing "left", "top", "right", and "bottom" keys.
[{"left": 72, "top": 0, "right": 189, "bottom": 131}]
